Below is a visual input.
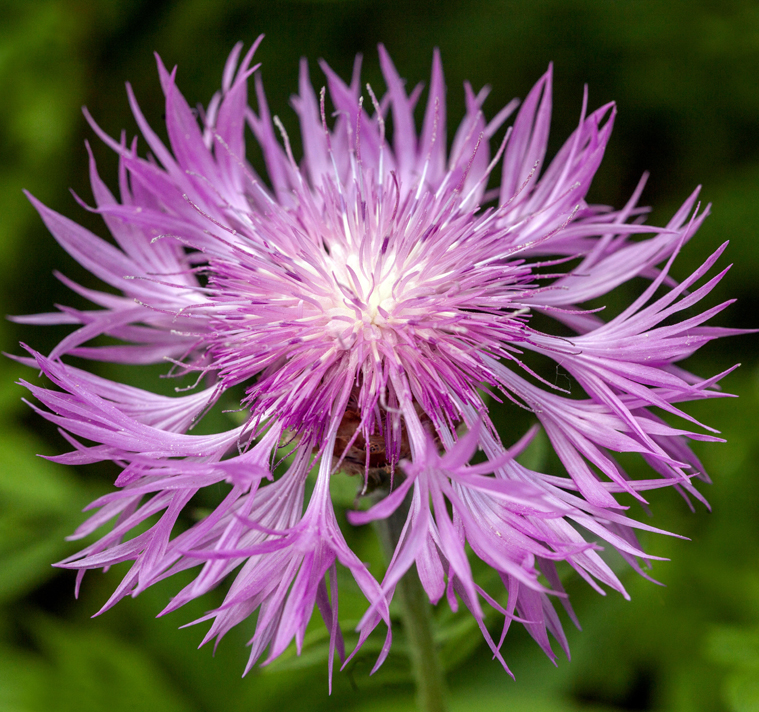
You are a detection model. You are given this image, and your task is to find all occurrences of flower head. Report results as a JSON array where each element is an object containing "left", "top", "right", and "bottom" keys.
[{"left": 16, "top": 37, "right": 742, "bottom": 681}]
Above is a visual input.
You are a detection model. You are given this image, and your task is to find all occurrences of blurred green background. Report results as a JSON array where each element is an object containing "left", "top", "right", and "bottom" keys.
[{"left": 2, "top": 0, "right": 759, "bottom": 710}]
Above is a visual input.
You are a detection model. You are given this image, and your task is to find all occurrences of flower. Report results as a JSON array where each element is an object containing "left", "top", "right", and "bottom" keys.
[{"left": 16, "top": 37, "right": 742, "bottom": 681}]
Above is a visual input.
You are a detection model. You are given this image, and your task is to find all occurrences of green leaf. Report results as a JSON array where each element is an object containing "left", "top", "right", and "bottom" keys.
[
  {"left": 0, "top": 426, "right": 95, "bottom": 602},
  {"left": 27, "top": 614, "right": 194, "bottom": 712},
  {"left": 0, "top": 644, "right": 48, "bottom": 712},
  {"left": 707, "top": 626, "right": 759, "bottom": 670}
]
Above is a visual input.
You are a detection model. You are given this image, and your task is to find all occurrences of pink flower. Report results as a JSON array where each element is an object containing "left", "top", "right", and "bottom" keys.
[{"left": 16, "top": 37, "right": 742, "bottom": 682}]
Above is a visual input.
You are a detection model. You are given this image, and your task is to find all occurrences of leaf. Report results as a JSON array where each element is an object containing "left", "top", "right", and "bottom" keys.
[
  {"left": 725, "top": 673, "right": 759, "bottom": 712},
  {"left": 0, "top": 644, "right": 48, "bottom": 712},
  {"left": 706, "top": 625, "right": 759, "bottom": 712},
  {"left": 0, "top": 426, "right": 96, "bottom": 603},
  {"left": 27, "top": 614, "right": 194, "bottom": 712}
]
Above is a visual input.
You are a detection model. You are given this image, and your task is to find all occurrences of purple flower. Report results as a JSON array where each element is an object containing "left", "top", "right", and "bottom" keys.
[{"left": 16, "top": 37, "right": 742, "bottom": 681}]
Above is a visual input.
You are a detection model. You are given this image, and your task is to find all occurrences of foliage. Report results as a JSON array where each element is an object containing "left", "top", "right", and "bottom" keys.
[{"left": 1, "top": 1, "right": 758, "bottom": 710}]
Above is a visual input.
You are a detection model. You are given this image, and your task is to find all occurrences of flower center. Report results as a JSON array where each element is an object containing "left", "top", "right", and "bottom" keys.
[{"left": 323, "top": 243, "right": 408, "bottom": 338}]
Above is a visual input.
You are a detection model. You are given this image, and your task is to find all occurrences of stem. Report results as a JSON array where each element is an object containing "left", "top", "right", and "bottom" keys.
[{"left": 375, "top": 498, "right": 448, "bottom": 712}]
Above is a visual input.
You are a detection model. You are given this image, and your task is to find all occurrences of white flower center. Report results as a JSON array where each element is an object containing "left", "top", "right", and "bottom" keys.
[{"left": 321, "top": 243, "right": 412, "bottom": 342}]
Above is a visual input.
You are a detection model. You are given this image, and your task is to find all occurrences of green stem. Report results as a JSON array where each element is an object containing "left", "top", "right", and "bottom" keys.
[{"left": 375, "top": 498, "right": 448, "bottom": 712}]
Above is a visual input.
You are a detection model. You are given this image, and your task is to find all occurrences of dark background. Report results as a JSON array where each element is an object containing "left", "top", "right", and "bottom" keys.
[{"left": 1, "top": 1, "right": 759, "bottom": 710}]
